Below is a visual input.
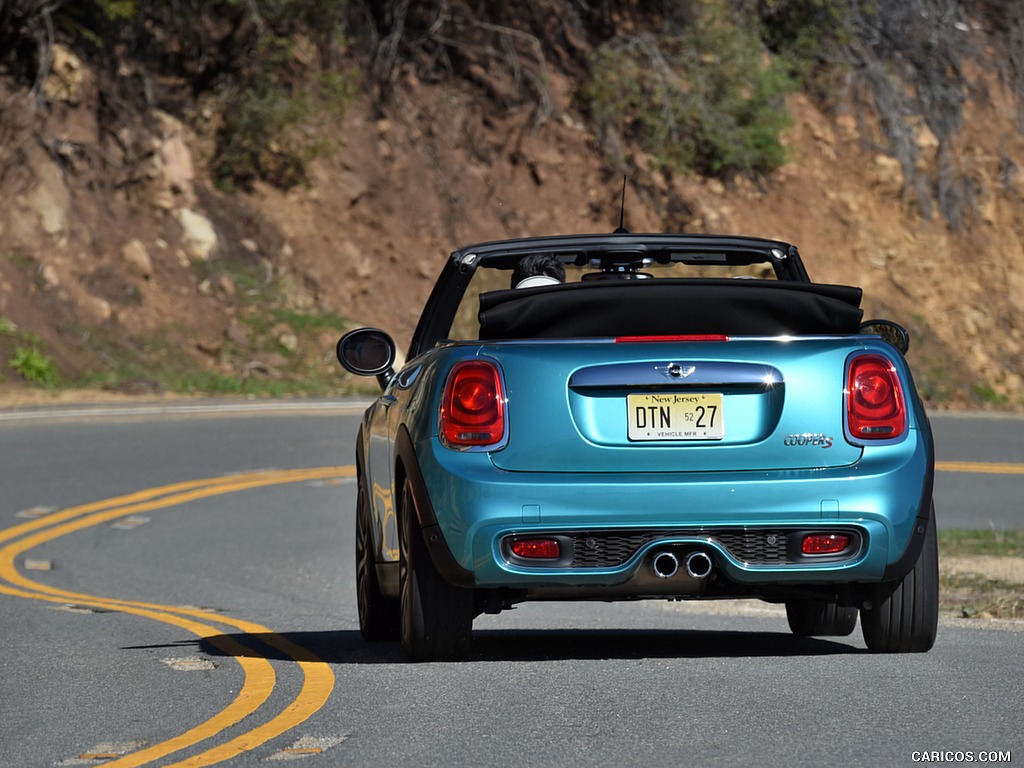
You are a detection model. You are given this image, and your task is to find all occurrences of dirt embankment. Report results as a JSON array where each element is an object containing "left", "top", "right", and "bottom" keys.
[{"left": 1, "top": 31, "right": 1023, "bottom": 410}]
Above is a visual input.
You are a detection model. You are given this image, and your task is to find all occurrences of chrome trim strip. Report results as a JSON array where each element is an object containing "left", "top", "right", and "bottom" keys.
[{"left": 569, "top": 361, "right": 783, "bottom": 389}]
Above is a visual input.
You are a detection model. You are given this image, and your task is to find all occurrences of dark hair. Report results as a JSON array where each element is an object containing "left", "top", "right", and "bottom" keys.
[{"left": 511, "top": 253, "right": 565, "bottom": 288}]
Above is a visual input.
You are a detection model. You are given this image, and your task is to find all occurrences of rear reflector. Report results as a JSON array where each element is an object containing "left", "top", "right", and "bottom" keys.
[
  {"left": 801, "top": 533, "right": 851, "bottom": 555},
  {"left": 509, "top": 538, "right": 561, "bottom": 559},
  {"left": 616, "top": 335, "right": 730, "bottom": 343}
]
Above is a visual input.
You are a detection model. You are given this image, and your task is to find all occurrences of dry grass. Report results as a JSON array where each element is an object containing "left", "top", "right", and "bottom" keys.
[{"left": 939, "top": 530, "right": 1024, "bottom": 621}]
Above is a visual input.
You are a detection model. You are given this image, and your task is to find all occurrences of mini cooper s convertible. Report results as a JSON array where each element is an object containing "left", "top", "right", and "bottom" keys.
[{"left": 337, "top": 232, "right": 938, "bottom": 661}]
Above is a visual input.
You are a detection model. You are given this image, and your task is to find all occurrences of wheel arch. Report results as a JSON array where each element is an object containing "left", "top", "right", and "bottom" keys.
[
  {"left": 394, "top": 426, "right": 477, "bottom": 588},
  {"left": 881, "top": 428, "right": 936, "bottom": 583}
]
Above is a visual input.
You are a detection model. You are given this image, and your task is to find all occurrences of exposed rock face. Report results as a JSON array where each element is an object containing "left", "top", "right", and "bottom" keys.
[
  {"left": 121, "top": 240, "right": 153, "bottom": 280},
  {"left": 176, "top": 209, "right": 219, "bottom": 262},
  {"left": 19, "top": 162, "right": 71, "bottom": 237}
]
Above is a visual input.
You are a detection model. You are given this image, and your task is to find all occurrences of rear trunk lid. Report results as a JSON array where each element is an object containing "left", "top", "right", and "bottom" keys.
[{"left": 484, "top": 338, "right": 864, "bottom": 473}]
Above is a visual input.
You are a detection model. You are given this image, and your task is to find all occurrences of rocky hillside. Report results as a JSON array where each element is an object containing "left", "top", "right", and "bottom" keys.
[{"left": 0, "top": 1, "right": 1022, "bottom": 409}]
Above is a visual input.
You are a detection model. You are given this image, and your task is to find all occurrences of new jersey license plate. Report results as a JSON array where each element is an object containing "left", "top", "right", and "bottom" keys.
[{"left": 627, "top": 392, "right": 724, "bottom": 441}]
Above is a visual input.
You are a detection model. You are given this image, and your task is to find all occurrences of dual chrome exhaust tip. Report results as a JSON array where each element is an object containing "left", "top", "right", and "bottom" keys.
[{"left": 651, "top": 550, "right": 714, "bottom": 580}]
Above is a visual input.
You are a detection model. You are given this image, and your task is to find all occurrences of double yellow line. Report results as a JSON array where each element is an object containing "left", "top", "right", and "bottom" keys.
[
  {"left": 0, "top": 467, "right": 353, "bottom": 766},
  {"left": 2, "top": 459, "right": 1016, "bottom": 763}
]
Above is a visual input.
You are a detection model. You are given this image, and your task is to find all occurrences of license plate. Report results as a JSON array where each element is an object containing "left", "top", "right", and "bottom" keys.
[{"left": 627, "top": 393, "right": 724, "bottom": 441}]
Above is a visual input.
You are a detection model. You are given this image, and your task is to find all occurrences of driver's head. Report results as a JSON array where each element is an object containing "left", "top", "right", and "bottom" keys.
[{"left": 512, "top": 254, "right": 566, "bottom": 289}]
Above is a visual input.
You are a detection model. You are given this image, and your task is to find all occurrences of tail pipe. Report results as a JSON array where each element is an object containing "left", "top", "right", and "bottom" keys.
[
  {"left": 685, "top": 551, "right": 713, "bottom": 579},
  {"left": 651, "top": 549, "right": 714, "bottom": 580},
  {"left": 651, "top": 551, "right": 679, "bottom": 579}
]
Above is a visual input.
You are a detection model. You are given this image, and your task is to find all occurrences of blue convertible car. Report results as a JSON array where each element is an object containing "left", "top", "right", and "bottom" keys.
[{"left": 337, "top": 232, "right": 937, "bottom": 661}]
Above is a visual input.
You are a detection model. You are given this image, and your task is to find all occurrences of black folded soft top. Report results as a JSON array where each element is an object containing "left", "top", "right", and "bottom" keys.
[{"left": 478, "top": 278, "right": 864, "bottom": 340}]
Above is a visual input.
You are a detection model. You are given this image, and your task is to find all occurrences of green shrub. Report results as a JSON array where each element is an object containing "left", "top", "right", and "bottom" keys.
[
  {"left": 3, "top": 319, "right": 59, "bottom": 386},
  {"left": 94, "top": 0, "right": 137, "bottom": 22},
  {"left": 213, "top": 36, "right": 359, "bottom": 191},
  {"left": 10, "top": 345, "right": 58, "bottom": 387},
  {"left": 752, "top": 0, "right": 860, "bottom": 73},
  {"left": 584, "top": 1, "right": 795, "bottom": 177}
]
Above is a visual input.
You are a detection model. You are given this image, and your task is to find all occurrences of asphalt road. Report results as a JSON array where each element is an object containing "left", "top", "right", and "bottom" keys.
[
  {"left": 929, "top": 411, "right": 1024, "bottom": 529},
  {"left": 0, "top": 402, "right": 1020, "bottom": 767}
]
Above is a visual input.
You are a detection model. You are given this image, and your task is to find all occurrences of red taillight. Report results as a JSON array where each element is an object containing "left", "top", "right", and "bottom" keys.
[
  {"left": 846, "top": 354, "right": 906, "bottom": 440},
  {"left": 440, "top": 360, "right": 506, "bottom": 448},
  {"left": 801, "top": 533, "right": 852, "bottom": 555},
  {"left": 510, "top": 538, "right": 561, "bottom": 559}
]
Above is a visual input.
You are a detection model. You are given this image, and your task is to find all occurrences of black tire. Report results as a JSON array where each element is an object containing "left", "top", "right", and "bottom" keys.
[
  {"left": 786, "top": 600, "right": 858, "bottom": 637},
  {"left": 356, "top": 480, "right": 399, "bottom": 641},
  {"left": 860, "top": 514, "right": 939, "bottom": 653},
  {"left": 399, "top": 480, "right": 474, "bottom": 662}
]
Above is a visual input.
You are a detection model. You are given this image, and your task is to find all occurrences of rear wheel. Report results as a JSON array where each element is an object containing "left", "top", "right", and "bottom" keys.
[
  {"left": 860, "top": 514, "right": 939, "bottom": 653},
  {"left": 355, "top": 480, "right": 399, "bottom": 641},
  {"left": 399, "top": 481, "right": 474, "bottom": 662},
  {"left": 786, "top": 600, "right": 858, "bottom": 637}
]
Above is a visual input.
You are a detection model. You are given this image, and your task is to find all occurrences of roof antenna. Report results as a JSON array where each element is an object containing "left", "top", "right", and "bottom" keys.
[{"left": 613, "top": 175, "right": 628, "bottom": 233}]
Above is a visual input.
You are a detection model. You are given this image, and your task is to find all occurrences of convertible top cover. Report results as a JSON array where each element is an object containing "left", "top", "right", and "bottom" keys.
[{"left": 478, "top": 278, "right": 864, "bottom": 340}]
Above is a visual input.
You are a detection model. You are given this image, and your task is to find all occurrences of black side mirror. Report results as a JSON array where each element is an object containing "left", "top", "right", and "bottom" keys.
[
  {"left": 336, "top": 328, "right": 397, "bottom": 389},
  {"left": 860, "top": 319, "right": 910, "bottom": 355}
]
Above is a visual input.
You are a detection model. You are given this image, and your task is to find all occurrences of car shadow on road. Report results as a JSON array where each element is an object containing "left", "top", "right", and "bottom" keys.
[{"left": 173, "top": 628, "right": 863, "bottom": 665}]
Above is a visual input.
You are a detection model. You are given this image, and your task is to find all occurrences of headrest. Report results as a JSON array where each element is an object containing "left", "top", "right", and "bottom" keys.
[{"left": 514, "top": 275, "right": 562, "bottom": 289}]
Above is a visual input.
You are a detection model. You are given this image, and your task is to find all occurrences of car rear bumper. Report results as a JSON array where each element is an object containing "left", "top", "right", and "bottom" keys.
[{"left": 413, "top": 428, "right": 933, "bottom": 590}]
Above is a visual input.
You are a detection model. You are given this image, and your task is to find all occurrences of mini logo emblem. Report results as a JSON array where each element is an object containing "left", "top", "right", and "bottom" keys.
[
  {"left": 784, "top": 433, "right": 834, "bottom": 448},
  {"left": 656, "top": 363, "right": 697, "bottom": 379}
]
